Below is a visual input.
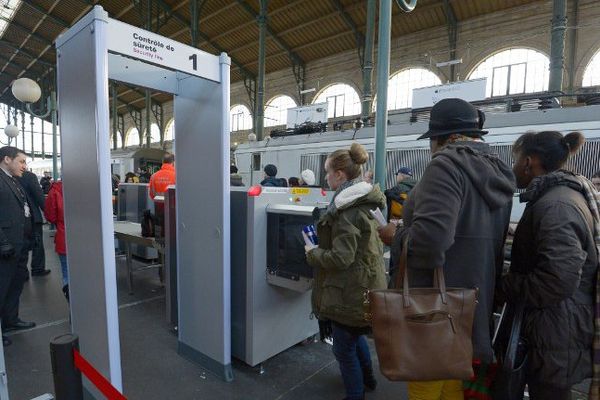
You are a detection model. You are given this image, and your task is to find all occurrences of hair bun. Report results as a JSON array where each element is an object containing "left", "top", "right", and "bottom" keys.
[
  {"left": 349, "top": 142, "right": 368, "bottom": 165},
  {"left": 562, "top": 131, "right": 584, "bottom": 155}
]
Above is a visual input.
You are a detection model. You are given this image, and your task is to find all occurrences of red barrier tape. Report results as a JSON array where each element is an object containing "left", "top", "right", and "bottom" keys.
[{"left": 73, "top": 350, "right": 127, "bottom": 400}]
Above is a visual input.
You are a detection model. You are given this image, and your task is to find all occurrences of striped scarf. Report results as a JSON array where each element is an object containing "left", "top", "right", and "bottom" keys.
[{"left": 577, "top": 176, "right": 600, "bottom": 400}]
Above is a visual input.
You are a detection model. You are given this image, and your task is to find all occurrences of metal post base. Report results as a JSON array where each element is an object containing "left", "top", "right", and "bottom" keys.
[{"left": 178, "top": 341, "right": 234, "bottom": 382}]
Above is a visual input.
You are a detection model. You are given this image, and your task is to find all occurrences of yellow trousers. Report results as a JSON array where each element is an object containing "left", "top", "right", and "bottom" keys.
[{"left": 407, "top": 380, "right": 464, "bottom": 400}]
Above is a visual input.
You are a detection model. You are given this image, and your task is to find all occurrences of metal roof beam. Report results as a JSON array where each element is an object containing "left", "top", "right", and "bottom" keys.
[
  {"left": 21, "top": 0, "right": 70, "bottom": 28},
  {"left": 0, "top": 17, "right": 54, "bottom": 46},
  {"left": 207, "top": 0, "right": 305, "bottom": 43},
  {"left": 153, "top": 0, "right": 256, "bottom": 79},
  {"left": 234, "top": 0, "right": 305, "bottom": 67},
  {"left": 0, "top": 40, "right": 54, "bottom": 67},
  {"left": 330, "top": 0, "right": 365, "bottom": 47}
]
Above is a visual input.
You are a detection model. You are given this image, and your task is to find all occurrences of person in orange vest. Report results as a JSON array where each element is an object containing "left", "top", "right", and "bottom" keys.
[{"left": 149, "top": 153, "right": 176, "bottom": 199}]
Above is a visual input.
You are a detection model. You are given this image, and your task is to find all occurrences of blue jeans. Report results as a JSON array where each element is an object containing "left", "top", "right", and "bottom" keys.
[
  {"left": 58, "top": 255, "right": 69, "bottom": 287},
  {"left": 332, "top": 323, "right": 372, "bottom": 400}
]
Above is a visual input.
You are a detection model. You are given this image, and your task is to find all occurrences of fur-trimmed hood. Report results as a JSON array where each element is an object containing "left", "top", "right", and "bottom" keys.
[{"left": 334, "top": 181, "right": 386, "bottom": 211}]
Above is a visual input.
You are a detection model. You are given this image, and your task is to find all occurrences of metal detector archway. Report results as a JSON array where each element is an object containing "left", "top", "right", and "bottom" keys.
[{"left": 55, "top": 6, "right": 232, "bottom": 396}]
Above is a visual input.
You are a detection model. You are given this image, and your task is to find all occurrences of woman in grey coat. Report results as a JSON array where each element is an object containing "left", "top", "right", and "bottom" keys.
[{"left": 500, "top": 131, "right": 598, "bottom": 400}]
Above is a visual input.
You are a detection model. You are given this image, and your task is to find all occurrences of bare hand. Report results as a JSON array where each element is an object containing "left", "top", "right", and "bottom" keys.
[
  {"left": 378, "top": 223, "right": 397, "bottom": 246},
  {"left": 305, "top": 244, "right": 318, "bottom": 254}
]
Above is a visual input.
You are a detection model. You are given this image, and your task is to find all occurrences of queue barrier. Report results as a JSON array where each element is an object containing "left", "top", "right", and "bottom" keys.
[{"left": 50, "top": 334, "right": 126, "bottom": 400}]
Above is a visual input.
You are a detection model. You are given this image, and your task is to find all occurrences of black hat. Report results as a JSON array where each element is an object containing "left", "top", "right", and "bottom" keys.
[
  {"left": 418, "top": 98, "right": 488, "bottom": 140},
  {"left": 264, "top": 164, "right": 277, "bottom": 177}
]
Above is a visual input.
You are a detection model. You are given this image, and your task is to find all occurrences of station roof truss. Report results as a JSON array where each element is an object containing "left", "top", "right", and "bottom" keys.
[{"left": 0, "top": 0, "right": 543, "bottom": 115}]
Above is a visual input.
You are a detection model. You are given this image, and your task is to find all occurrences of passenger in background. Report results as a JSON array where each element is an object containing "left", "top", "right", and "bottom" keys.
[
  {"left": 306, "top": 143, "right": 387, "bottom": 400},
  {"left": 149, "top": 153, "right": 176, "bottom": 199},
  {"left": 44, "top": 180, "right": 69, "bottom": 302},
  {"left": 260, "top": 164, "right": 284, "bottom": 187},
  {"left": 363, "top": 170, "right": 373, "bottom": 184},
  {"left": 230, "top": 165, "right": 244, "bottom": 187},
  {"left": 498, "top": 131, "right": 598, "bottom": 400},
  {"left": 17, "top": 169, "right": 50, "bottom": 277},
  {"left": 124, "top": 172, "right": 139, "bottom": 183},
  {"left": 288, "top": 177, "right": 300, "bottom": 187},
  {"left": 279, "top": 178, "right": 288, "bottom": 187},
  {"left": 299, "top": 169, "right": 316, "bottom": 187},
  {"left": 384, "top": 166, "right": 417, "bottom": 222},
  {"left": 138, "top": 168, "right": 151, "bottom": 183},
  {"left": 593, "top": 171, "right": 600, "bottom": 191},
  {"left": 378, "top": 99, "right": 515, "bottom": 400},
  {"left": 0, "top": 146, "right": 37, "bottom": 346},
  {"left": 112, "top": 174, "right": 121, "bottom": 193},
  {"left": 40, "top": 171, "right": 52, "bottom": 195}
]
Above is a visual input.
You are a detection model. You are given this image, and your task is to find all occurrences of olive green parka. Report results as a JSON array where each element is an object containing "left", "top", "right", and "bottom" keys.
[{"left": 307, "top": 181, "right": 387, "bottom": 327}]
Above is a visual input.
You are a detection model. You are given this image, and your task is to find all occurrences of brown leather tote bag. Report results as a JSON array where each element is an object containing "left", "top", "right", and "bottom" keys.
[{"left": 367, "top": 237, "right": 478, "bottom": 381}]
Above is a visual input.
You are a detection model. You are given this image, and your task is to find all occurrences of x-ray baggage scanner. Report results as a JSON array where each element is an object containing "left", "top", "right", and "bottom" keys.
[
  {"left": 230, "top": 186, "right": 331, "bottom": 366},
  {"left": 56, "top": 6, "right": 232, "bottom": 395}
]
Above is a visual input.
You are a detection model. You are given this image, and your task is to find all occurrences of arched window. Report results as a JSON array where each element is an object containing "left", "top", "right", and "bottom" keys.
[
  {"left": 230, "top": 104, "right": 253, "bottom": 132},
  {"left": 150, "top": 124, "right": 161, "bottom": 143},
  {"left": 582, "top": 50, "right": 600, "bottom": 87},
  {"left": 125, "top": 127, "right": 140, "bottom": 147},
  {"left": 373, "top": 68, "right": 442, "bottom": 111},
  {"left": 468, "top": 48, "right": 550, "bottom": 97},
  {"left": 110, "top": 131, "right": 123, "bottom": 149},
  {"left": 164, "top": 119, "right": 175, "bottom": 141},
  {"left": 264, "top": 95, "right": 297, "bottom": 127},
  {"left": 313, "top": 83, "right": 361, "bottom": 119}
]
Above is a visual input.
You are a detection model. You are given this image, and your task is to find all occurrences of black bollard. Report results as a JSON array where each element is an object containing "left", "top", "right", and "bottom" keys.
[{"left": 50, "top": 334, "right": 84, "bottom": 400}]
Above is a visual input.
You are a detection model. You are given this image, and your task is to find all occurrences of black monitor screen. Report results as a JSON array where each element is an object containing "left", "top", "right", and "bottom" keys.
[{"left": 267, "top": 212, "right": 316, "bottom": 280}]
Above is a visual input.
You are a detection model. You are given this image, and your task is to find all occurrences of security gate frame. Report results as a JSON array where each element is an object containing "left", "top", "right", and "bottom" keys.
[{"left": 55, "top": 6, "right": 233, "bottom": 397}]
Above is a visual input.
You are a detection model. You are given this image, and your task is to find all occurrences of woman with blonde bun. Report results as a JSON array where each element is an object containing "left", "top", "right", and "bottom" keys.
[{"left": 306, "top": 143, "right": 387, "bottom": 400}]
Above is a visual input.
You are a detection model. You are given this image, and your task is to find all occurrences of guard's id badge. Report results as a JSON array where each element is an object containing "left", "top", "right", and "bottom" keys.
[{"left": 24, "top": 202, "right": 31, "bottom": 218}]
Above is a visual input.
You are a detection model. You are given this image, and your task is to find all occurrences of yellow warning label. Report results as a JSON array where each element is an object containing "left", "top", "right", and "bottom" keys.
[{"left": 290, "top": 188, "right": 310, "bottom": 195}]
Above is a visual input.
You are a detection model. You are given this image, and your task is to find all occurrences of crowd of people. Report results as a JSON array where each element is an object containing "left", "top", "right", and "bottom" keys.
[{"left": 304, "top": 99, "right": 600, "bottom": 400}]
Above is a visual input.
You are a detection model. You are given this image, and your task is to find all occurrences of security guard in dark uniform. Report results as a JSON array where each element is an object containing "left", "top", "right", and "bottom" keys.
[
  {"left": 18, "top": 170, "right": 50, "bottom": 276},
  {"left": 0, "top": 147, "right": 37, "bottom": 346}
]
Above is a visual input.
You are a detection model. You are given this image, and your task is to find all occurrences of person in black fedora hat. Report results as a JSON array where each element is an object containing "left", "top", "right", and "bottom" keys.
[
  {"left": 378, "top": 98, "right": 515, "bottom": 399},
  {"left": 418, "top": 98, "right": 488, "bottom": 141}
]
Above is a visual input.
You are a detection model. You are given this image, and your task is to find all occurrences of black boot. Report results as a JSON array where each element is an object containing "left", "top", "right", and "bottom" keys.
[
  {"left": 62, "top": 284, "right": 70, "bottom": 302},
  {"left": 363, "top": 367, "right": 377, "bottom": 392}
]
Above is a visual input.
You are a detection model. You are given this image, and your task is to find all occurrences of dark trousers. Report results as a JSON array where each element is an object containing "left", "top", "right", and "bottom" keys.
[
  {"left": 331, "top": 323, "right": 372, "bottom": 400},
  {"left": 0, "top": 240, "right": 29, "bottom": 328},
  {"left": 29, "top": 223, "right": 45, "bottom": 272},
  {"left": 528, "top": 382, "right": 571, "bottom": 400}
]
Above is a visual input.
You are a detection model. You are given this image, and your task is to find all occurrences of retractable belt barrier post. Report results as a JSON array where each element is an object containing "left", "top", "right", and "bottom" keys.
[
  {"left": 50, "top": 334, "right": 83, "bottom": 400},
  {"left": 50, "top": 334, "right": 127, "bottom": 400}
]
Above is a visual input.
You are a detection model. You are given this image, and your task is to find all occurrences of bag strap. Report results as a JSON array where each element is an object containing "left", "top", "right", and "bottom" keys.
[{"left": 396, "top": 235, "right": 448, "bottom": 307}]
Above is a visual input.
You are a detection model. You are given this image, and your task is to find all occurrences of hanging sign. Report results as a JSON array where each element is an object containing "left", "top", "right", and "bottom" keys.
[
  {"left": 107, "top": 18, "right": 221, "bottom": 82},
  {"left": 412, "top": 78, "right": 487, "bottom": 109}
]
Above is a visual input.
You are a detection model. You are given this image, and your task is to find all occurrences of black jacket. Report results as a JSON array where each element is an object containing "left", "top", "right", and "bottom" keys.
[
  {"left": 17, "top": 171, "right": 45, "bottom": 224},
  {"left": 40, "top": 176, "right": 52, "bottom": 194},
  {"left": 500, "top": 171, "right": 597, "bottom": 388},
  {"left": 0, "top": 171, "right": 28, "bottom": 254},
  {"left": 392, "top": 141, "right": 515, "bottom": 363},
  {"left": 261, "top": 176, "right": 284, "bottom": 187},
  {"left": 384, "top": 178, "right": 417, "bottom": 220}
]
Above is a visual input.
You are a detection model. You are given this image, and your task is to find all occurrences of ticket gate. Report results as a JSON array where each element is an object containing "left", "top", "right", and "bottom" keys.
[{"left": 230, "top": 186, "right": 331, "bottom": 366}]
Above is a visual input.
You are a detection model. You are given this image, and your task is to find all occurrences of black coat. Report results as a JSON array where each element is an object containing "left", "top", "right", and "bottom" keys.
[
  {"left": 500, "top": 171, "right": 598, "bottom": 388},
  {"left": 0, "top": 171, "right": 28, "bottom": 254},
  {"left": 392, "top": 142, "right": 515, "bottom": 363},
  {"left": 17, "top": 171, "right": 44, "bottom": 224},
  {"left": 261, "top": 176, "right": 284, "bottom": 187}
]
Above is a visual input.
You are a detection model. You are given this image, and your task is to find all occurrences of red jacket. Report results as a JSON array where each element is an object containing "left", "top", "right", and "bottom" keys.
[
  {"left": 149, "top": 163, "right": 176, "bottom": 199},
  {"left": 45, "top": 181, "right": 66, "bottom": 255}
]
